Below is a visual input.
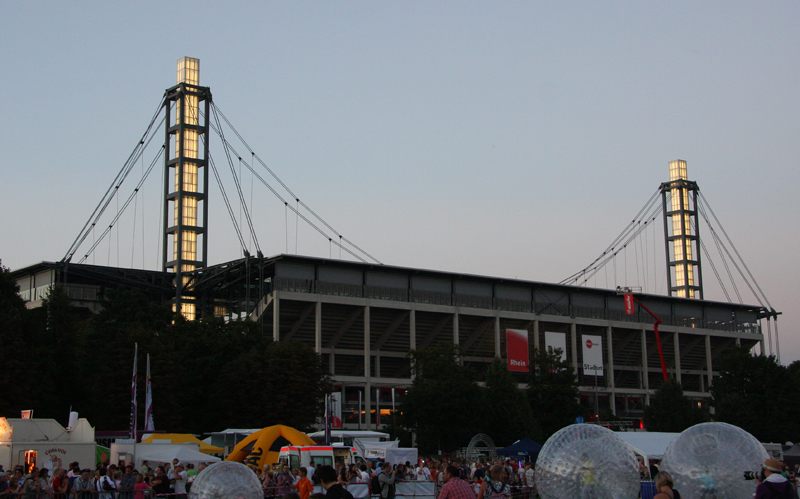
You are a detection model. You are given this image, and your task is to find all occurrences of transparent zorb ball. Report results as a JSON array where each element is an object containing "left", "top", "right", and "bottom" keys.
[
  {"left": 661, "top": 422, "right": 768, "bottom": 499},
  {"left": 188, "top": 461, "right": 263, "bottom": 499},
  {"left": 536, "top": 424, "right": 640, "bottom": 499}
]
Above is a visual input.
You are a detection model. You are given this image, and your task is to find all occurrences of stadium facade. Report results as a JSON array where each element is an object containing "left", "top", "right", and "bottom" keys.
[{"left": 13, "top": 253, "right": 764, "bottom": 427}]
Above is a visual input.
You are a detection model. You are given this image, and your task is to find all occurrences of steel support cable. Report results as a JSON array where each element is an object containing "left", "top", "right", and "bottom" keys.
[
  {"left": 568, "top": 202, "right": 663, "bottom": 286},
  {"left": 692, "top": 216, "right": 733, "bottom": 303},
  {"left": 207, "top": 154, "right": 249, "bottom": 252},
  {"left": 560, "top": 188, "right": 662, "bottom": 285},
  {"left": 696, "top": 192, "right": 770, "bottom": 309},
  {"left": 210, "top": 103, "right": 381, "bottom": 264},
  {"left": 181, "top": 104, "right": 249, "bottom": 255},
  {"left": 207, "top": 104, "right": 261, "bottom": 254},
  {"left": 64, "top": 96, "right": 168, "bottom": 262},
  {"left": 204, "top": 108, "right": 371, "bottom": 263},
  {"left": 698, "top": 190, "right": 773, "bottom": 308},
  {"left": 693, "top": 206, "right": 741, "bottom": 303},
  {"left": 579, "top": 206, "right": 662, "bottom": 286},
  {"left": 578, "top": 215, "right": 655, "bottom": 286},
  {"left": 62, "top": 99, "right": 170, "bottom": 262},
  {"left": 78, "top": 145, "right": 165, "bottom": 263}
]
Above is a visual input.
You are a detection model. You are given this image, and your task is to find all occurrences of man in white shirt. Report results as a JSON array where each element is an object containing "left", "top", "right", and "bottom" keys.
[
  {"left": 173, "top": 463, "right": 188, "bottom": 496},
  {"left": 416, "top": 463, "right": 431, "bottom": 481}
]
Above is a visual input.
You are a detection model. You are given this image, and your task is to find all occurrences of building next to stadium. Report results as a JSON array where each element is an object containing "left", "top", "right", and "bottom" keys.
[{"left": 9, "top": 57, "right": 774, "bottom": 429}]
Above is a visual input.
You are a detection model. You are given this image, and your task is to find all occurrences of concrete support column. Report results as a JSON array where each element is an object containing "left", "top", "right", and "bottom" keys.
[
  {"left": 410, "top": 308, "right": 417, "bottom": 380},
  {"left": 570, "top": 322, "right": 578, "bottom": 373},
  {"left": 606, "top": 327, "right": 616, "bottom": 412},
  {"left": 364, "top": 305, "right": 371, "bottom": 380},
  {"left": 533, "top": 320, "right": 540, "bottom": 352},
  {"left": 673, "top": 332, "right": 682, "bottom": 384},
  {"left": 453, "top": 311, "right": 460, "bottom": 345},
  {"left": 705, "top": 334, "right": 713, "bottom": 392},
  {"left": 315, "top": 301, "right": 322, "bottom": 354},
  {"left": 494, "top": 316, "right": 501, "bottom": 358},
  {"left": 641, "top": 328, "right": 650, "bottom": 404},
  {"left": 364, "top": 304, "right": 372, "bottom": 426},
  {"left": 272, "top": 293, "right": 280, "bottom": 342}
]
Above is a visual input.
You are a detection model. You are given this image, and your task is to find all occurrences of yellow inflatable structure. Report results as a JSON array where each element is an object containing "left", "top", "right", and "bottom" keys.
[{"left": 225, "top": 425, "right": 315, "bottom": 468}]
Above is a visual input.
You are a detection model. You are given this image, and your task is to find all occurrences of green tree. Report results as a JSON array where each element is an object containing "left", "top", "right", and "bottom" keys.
[
  {"left": 528, "top": 347, "right": 582, "bottom": 441},
  {"left": 402, "top": 344, "right": 483, "bottom": 454},
  {"left": 208, "top": 339, "right": 332, "bottom": 431},
  {"left": 0, "top": 261, "right": 35, "bottom": 415},
  {"left": 711, "top": 346, "right": 800, "bottom": 443},
  {"left": 483, "top": 357, "right": 539, "bottom": 446},
  {"left": 643, "top": 378, "right": 706, "bottom": 432}
]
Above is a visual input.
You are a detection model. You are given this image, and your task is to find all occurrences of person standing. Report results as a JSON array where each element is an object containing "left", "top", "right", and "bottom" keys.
[
  {"left": 73, "top": 469, "right": 94, "bottom": 499},
  {"left": 95, "top": 467, "right": 117, "bottom": 499},
  {"left": 150, "top": 466, "right": 171, "bottom": 497},
  {"left": 173, "top": 463, "right": 188, "bottom": 497},
  {"left": 439, "top": 465, "right": 476, "bottom": 499},
  {"left": 478, "top": 464, "right": 511, "bottom": 499},
  {"left": 277, "top": 464, "right": 293, "bottom": 496},
  {"left": 292, "top": 467, "right": 314, "bottom": 499},
  {"left": 377, "top": 463, "right": 397, "bottom": 499},
  {"left": 755, "top": 459, "right": 793, "bottom": 499},
  {"left": 318, "top": 465, "right": 354, "bottom": 499}
]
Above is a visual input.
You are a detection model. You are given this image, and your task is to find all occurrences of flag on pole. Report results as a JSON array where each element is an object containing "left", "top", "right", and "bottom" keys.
[
  {"left": 144, "top": 354, "right": 154, "bottom": 432},
  {"left": 129, "top": 343, "right": 138, "bottom": 440}
]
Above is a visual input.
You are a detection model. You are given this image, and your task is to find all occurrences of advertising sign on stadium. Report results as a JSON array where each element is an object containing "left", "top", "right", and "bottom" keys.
[
  {"left": 582, "top": 335, "right": 604, "bottom": 376},
  {"left": 506, "top": 329, "right": 529, "bottom": 372}
]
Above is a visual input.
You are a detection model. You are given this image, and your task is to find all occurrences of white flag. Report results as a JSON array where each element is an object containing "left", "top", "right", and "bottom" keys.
[{"left": 144, "top": 354, "right": 154, "bottom": 432}]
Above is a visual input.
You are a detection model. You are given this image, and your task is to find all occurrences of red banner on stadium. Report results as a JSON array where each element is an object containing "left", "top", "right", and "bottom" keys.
[
  {"left": 506, "top": 329, "right": 529, "bottom": 372},
  {"left": 624, "top": 294, "right": 635, "bottom": 315}
]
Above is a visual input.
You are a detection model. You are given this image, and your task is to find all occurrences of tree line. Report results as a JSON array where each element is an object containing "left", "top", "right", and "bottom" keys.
[{"left": 0, "top": 262, "right": 331, "bottom": 434}]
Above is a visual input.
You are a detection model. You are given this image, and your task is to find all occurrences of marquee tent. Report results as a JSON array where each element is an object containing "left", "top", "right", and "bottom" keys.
[
  {"left": 142, "top": 433, "right": 224, "bottom": 454},
  {"left": 616, "top": 431, "right": 680, "bottom": 468},
  {"left": 135, "top": 445, "right": 221, "bottom": 467}
]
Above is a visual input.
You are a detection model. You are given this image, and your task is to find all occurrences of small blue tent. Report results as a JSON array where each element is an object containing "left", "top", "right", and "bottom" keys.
[{"left": 496, "top": 437, "right": 543, "bottom": 460}]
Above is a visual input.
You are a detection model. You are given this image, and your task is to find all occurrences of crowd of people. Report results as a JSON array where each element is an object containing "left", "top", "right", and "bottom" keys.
[
  {"left": 3, "top": 454, "right": 798, "bottom": 499},
  {"left": 0, "top": 458, "right": 209, "bottom": 498},
  {"left": 247, "top": 457, "right": 537, "bottom": 499}
]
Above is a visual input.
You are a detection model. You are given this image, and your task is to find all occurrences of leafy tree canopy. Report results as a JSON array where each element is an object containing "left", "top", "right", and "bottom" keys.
[
  {"left": 711, "top": 346, "right": 800, "bottom": 443},
  {"left": 0, "top": 280, "right": 331, "bottom": 433},
  {"left": 643, "top": 378, "right": 707, "bottom": 432},
  {"left": 401, "top": 344, "right": 483, "bottom": 454},
  {"left": 528, "top": 347, "right": 582, "bottom": 441}
]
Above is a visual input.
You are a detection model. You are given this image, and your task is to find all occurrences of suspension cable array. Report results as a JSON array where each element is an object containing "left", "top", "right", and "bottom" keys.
[
  {"left": 62, "top": 93, "right": 381, "bottom": 272},
  {"left": 62, "top": 96, "right": 168, "bottom": 264}
]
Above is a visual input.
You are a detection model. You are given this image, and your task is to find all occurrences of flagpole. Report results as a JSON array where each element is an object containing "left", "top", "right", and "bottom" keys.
[
  {"left": 129, "top": 343, "right": 138, "bottom": 440},
  {"left": 144, "top": 354, "right": 155, "bottom": 432}
]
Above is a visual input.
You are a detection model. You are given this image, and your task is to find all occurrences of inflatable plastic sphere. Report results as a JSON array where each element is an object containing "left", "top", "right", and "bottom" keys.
[
  {"left": 188, "top": 461, "right": 263, "bottom": 499},
  {"left": 536, "top": 424, "right": 640, "bottom": 499},
  {"left": 661, "top": 422, "right": 768, "bottom": 499}
]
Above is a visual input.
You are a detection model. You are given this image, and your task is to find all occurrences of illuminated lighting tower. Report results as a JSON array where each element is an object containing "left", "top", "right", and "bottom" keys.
[
  {"left": 660, "top": 159, "right": 703, "bottom": 299},
  {"left": 162, "top": 57, "right": 211, "bottom": 319}
]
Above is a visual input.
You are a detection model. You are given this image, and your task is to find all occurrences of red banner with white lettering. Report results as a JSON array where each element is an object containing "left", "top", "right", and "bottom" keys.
[
  {"left": 506, "top": 329, "right": 530, "bottom": 372},
  {"left": 624, "top": 294, "right": 635, "bottom": 315}
]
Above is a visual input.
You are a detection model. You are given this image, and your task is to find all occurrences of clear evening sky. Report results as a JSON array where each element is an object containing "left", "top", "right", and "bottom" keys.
[{"left": 2, "top": 2, "right": 798, "bottom": 361}]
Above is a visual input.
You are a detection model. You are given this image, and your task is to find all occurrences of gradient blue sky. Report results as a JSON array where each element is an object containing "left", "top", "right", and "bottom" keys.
[{"left": 2, "top": 2, "right": 798, "bottom": 361}]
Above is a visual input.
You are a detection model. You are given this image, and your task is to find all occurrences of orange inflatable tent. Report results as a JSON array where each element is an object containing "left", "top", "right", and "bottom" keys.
[{"left": 225, "top": 425, "right": 316, "bottom": 469}]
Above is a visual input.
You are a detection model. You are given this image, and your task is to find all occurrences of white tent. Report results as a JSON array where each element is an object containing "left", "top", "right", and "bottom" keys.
[
  {"left": 134, "top": 445, "right": 221, "bottom": 468},
  {"left": 616, "top": 432, "right": 680, "bottom": 468}
]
